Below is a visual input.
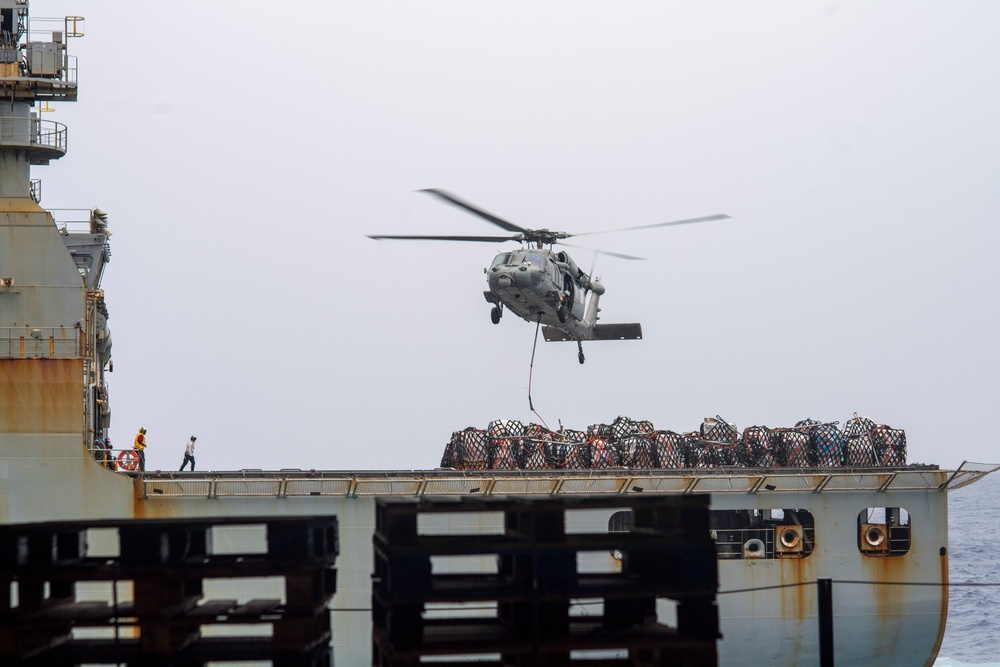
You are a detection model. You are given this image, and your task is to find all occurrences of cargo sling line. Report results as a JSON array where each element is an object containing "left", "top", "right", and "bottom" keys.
[{"left": 528, "top": 314, "right": 549, "bottom": 429}]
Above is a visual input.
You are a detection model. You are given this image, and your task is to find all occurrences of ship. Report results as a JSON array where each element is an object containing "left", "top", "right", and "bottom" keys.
[{"left": 1, "top": 2, "right": 997, "bottom": 665}]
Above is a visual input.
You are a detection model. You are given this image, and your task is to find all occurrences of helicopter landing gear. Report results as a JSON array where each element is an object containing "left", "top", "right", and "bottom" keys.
[
  {"left": 577, "top": 340, "right": 585, "bottom": 365},
  {"left": 490, "top": 305, "right": 502, "bottom": 325},
  {"left": 557, "top": 303, "right": 568, "bottom": 324}
]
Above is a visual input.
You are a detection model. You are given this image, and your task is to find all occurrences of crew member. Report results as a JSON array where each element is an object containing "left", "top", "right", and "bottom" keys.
[
  {"left": 180, "top": 435, "right": 197, "bottom": 471},
  {"left": 133, "top": 427, "right": 147, "bottom": 471},
  {"left": 106, "top": 436, "right": 116, "bottom": 470},
  {"left": 94, "top": 436, "right": 108, "bottom": 466}
]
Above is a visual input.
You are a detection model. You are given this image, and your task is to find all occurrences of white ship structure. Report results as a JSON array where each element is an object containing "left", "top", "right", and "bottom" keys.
[{"left": 0, "top": 3, "right": 996, "bottom": 665}]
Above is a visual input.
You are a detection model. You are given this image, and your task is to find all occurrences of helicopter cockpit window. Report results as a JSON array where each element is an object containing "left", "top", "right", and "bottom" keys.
[
  {"left": 523, "top": 253, "right": 543, "bottom": 268},
  {"left": 508, "top": 252, "right": 525, "bottom": 266},
  {"left": 491, "top": 253, "right": 511, "bottom": 269}
]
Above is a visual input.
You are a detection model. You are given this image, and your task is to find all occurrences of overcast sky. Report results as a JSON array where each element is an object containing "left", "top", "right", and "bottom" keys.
[{"left": 35, "top": 1, "right": 1000, "bottom": 472}]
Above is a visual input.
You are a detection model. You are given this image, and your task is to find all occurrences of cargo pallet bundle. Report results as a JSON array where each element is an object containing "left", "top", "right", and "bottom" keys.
[{"left": 441, "top": 414, "right": 907, "bottom": 472}]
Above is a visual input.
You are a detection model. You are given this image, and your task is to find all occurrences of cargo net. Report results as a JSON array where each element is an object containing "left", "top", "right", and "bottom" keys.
[{"left": 441, "top": 413, "right": 907, "bottom": 471}]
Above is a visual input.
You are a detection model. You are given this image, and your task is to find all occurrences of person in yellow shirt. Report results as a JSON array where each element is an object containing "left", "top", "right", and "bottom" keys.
[{"left": 133, "top": 427, "right": 148, "bottom": 471}]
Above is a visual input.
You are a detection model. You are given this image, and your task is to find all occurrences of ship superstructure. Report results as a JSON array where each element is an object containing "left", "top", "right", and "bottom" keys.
[{"left": 0, "top": 1, "right": 132, "bottom": 525}]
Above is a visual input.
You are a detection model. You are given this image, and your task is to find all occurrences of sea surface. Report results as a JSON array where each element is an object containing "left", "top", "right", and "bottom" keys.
[{"left": 935, "top": 468, "right": 1000, "bottom": 666}]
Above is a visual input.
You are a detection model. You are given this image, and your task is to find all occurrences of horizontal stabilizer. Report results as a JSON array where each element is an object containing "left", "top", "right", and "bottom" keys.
[
  {"left": 593, "top": 323, "right": 643, "bottom": 341},
  {"left": 542, "top": 327, "right": 574, "bottom": 342},
  {"left": 542, "top": 323, "right": 643, "bottom": 342}
]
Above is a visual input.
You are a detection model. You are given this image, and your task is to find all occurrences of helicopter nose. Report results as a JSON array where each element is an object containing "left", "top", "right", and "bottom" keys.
[{"left": 497, "top": 274, "right": 513, "bottom": 288}]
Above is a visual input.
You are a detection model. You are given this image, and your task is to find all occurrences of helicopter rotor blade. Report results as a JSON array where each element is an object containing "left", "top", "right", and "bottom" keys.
[
  {"left": 366, "top": 234, "right": 516, "bottom": 243},
  {"left": 419, "top": 188, "right": 528, "bottom": 234},
  {"left": 570, "top": 213, "right": 731, "bottom": 238},
  {"left": 561, "top": 241, "right": 647, "bottom": 261}
]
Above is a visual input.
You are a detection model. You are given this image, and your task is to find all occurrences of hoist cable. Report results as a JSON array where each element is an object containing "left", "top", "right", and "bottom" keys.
[{"left": 527, "top": 315, "right": 548, "bottom": 429}]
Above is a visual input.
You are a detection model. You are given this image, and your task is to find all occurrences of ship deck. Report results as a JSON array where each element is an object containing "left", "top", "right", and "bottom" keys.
[{"left": 131, "top": 463, "right": 992, "bottom": 499}]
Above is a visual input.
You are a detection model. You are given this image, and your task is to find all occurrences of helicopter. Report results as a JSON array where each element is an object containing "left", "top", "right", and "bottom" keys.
[{"left": 368, "top": 189, "right": 730, "bottom": 364}]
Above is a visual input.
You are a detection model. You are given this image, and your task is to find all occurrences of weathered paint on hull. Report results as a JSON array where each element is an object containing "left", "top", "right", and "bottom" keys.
[
  {"left": 710, "top": 488, "right": 948, "bottom": 666},
  {"left": 0, "top": 359, "right": 83, "bottom": 434}
]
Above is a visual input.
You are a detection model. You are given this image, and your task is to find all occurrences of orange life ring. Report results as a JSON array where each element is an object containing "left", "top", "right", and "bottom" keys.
[{"left": 117, "top": 449, "right": 139, "bottom": 471}]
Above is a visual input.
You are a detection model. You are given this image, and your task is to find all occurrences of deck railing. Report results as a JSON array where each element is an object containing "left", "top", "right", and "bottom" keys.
[
  {"left": 0, "top": 326, "right": 80, "bottom": 358},
  {"left": 0, "top": 116, "right": 67, "bottom": 153},
  {"left": 128, "top": 463, "right": 972, "bottom": 500}
]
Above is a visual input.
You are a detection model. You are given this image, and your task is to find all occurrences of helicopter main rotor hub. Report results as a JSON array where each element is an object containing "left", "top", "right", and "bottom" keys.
[{"left": 513, "top": 229, "right": 570, "bottom": 247}]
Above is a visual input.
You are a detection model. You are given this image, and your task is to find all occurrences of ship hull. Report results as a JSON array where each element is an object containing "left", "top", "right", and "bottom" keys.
[{"left": 5, "top": 465, "right": 949, "bottom": 666}]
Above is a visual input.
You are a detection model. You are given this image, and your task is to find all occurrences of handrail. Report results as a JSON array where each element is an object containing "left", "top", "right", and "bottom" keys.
[
  {"left": 0, "top": 117, "right": 66, "bottom": 152},
  {"left": 134, "top": 463, "right": 984, "bottom": 500},
  {"left": 47, "top": 207, "right": 94, "bottom": 233},
  {"left": 0, "top": 326, "right": 80, "bottom": 359},
  {"left": 91, "top": 447, "right": 144, "bottom": 472}
]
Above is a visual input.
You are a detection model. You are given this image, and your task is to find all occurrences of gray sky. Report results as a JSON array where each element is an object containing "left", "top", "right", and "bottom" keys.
[{"left": 38, "top": 1, "right": 1000, "bottom": 471}]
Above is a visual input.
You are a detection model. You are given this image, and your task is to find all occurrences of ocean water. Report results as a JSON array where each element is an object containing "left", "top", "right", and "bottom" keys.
[{"left": 935, "top": 469, "right": 1000, "bottom": 666}]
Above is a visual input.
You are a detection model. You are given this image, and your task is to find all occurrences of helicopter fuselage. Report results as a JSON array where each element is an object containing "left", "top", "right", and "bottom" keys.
[{"left": 484, "top": 248, "right": 587, "bottom": 329}]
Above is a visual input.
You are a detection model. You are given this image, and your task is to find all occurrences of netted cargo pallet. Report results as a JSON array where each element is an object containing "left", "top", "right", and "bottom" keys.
[
  {"left": 586, "top": 438, "right": 620, "bottom": 469},
  {"left": 741, "top": 426, "right": 771, "bottom": 467},
  {"left": 544, "top": 441, "right": 586, "bottom": 469},
  {"left": 871, "top": 424, "right": 906, "bottom": 466},
  {"left": 489, "top": 438, "right": 520, "bottom": 470},
  {"left": 520, "top": 439, "right": 550, "bottom": 470},
  {"left": 844, "top": 434, "right": 877, "bottom": 467},
  {"left": 684, "top": 435, "right": 728, "bottom": 468},
  {"left": 441, "top": 428, "right": 489, "bottom": 470},
  {"left": 619, "top": 434, "right": 656, "bottom": 468},
  {"left": 441, "top": 413, "right": 907, "bottom": 471},
  {"left": 809, "top": 423, "right": 845, "bottom": 467},
  {"left": 652, "top": 430, "right": 685, "bottom": 468},
  {"left": 772, "top": 429, "right": 811, "bottom": 467}
]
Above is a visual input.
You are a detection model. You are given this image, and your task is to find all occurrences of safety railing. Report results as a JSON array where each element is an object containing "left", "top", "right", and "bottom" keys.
[
  {"left": 135, "top": 463, "right": 967, "bottom": 500},
  {"left": 0, "top": 326, "right": 80, "bottom": 358},
  {"left": 21, "top": 14, "right": 82, "bottom": 81},
  {"left": 47, "top": 207, "right": 95, "bottom": 234},
  {"left": 91, "top": 447, "right": 145, "bottom": 472},
  {"left": 0, "top": 116, "right": 67, "bottom": 153}
]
